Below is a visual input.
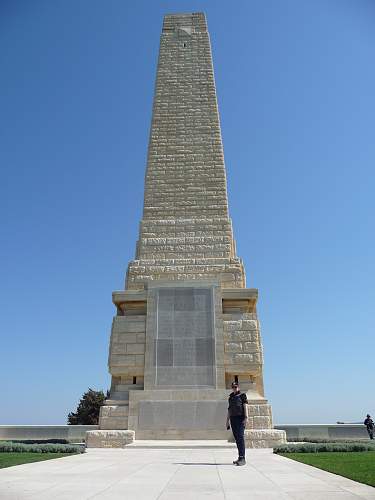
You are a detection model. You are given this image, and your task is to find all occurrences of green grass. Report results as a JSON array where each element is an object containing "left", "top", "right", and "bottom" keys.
[
  {"left": 280, "top": 451, "right": 375, "bottom": 487},
  {"left": 0, "top": 452, "right": 77, "bottom": 469}
]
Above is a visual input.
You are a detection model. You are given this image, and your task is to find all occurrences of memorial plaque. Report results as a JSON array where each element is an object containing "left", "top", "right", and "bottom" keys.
[
  {"left": 152, "top": 287, "right": 216, "bottom": 387},
  {"left": 138, "top": 401, "right": 227, "bottom": 430}
]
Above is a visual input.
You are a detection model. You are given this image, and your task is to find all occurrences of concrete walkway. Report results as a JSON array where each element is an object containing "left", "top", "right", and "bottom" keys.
[{"left": 0, "top": 443, "right": 374, "bottom": 499}]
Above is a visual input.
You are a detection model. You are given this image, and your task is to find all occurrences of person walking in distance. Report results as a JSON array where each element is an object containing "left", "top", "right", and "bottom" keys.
[
  {"left": 226, "top": 381, "right": 248, "bottom": 466},
  {"left": 364, "top": 414, "right": 374, "bottom": 439}
]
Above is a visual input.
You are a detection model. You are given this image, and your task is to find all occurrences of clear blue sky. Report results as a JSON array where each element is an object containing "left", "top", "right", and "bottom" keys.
[{"left": 1, "top": 0, "right": 374, "bottom": 425}]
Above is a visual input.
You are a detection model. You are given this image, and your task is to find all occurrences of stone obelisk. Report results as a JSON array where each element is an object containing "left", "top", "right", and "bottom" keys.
[{"left": 87, "top": 12, "right": 286, "bottom": 448}]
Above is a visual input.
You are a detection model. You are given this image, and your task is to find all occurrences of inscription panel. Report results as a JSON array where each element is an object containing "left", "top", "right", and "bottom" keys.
[
  {"left": 153, "top": 287, "right": 215, "bottom": 387},
  {"left": 138, "top": 401, "right": 227, "bottom": 430}
]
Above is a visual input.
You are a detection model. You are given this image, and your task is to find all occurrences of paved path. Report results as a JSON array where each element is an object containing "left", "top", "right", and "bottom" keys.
[{"left": 0, "top": 443, "right": 374, "bottom": 499}]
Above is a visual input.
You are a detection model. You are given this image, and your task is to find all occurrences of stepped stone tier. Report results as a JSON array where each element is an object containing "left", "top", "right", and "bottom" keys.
[{"left": 86, "top": 12, "right": 286, "bottom": 449}]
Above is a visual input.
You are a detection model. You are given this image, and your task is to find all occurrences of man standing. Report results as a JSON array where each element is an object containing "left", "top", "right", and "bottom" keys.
[
  {"left": 226, "top": 381, "right": 248, "bottom": 466},
  {"left": 364, "top": 414, "right": 374, "bottom": 439}
]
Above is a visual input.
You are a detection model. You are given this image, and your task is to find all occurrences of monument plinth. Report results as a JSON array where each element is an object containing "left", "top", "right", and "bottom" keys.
[{"left": 86, "top": 12, "right": 286, "bottom": 448}]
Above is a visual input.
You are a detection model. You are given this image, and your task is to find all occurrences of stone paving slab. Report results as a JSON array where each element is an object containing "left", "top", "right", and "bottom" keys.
[
  {"left": 0, "top": 446, "right": 374, "bottom": 499},
  {"left": 127, "top": 439, "right": 235, "bottom": 449}
]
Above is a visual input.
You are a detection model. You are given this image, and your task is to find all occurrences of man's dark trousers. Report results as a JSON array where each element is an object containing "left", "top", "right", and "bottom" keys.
[{"left": 230, "top": 416, "right": 245, "bottom": 458}]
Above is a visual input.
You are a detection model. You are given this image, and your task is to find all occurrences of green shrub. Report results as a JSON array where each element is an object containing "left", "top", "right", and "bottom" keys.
[
  {"left": 8, "top": 439, "right": 69, "bottom": 445},
  {"left": 288, "top": 437, "right": 368, "bottom": 443},
  {"left": 0, "top": 442, "right": 85, "bottom": 454},
  {"left": 274, "top": 442, "right": 375, "bottom": 453}
]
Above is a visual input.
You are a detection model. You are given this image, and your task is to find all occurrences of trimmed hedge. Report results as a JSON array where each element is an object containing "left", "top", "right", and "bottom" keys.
[
  {"left": 8, "top": 439, "right": 69, "bottom": 445},
  {"left": 0, "top": 441, "right": 85, "bottom": 454},
  {"left": 275, "top": 442, "right": 375, "bottom": 454},
  {"left": 288, "top": 437, "right": 369, "bottom": 443}
]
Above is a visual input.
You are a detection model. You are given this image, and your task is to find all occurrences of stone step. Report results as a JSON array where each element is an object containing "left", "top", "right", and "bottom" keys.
[
  {"left": 100, "top": 405, "right": 129, "bottom": 417},
  {"left": 99, "top": 417, "right": 129, "bottom": 430},
  {"left": 109, "top": 392, "right": 129, "bottom": 401},
  {"left": 104, "top": 399, "right": 130, "bottom": 406},
  {"left": 126, "top": 440, "right": 236, "bottom": 449},
  {"left": 114, "top": 385, "right": 144, "bottom": 392}
]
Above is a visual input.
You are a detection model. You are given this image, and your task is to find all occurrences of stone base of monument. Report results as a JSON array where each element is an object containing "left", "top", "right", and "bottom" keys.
[
  {"left": 228, "top": 429, "right": 287, "bottom": 448},
  {"left": 86, "top": 430, "right": 135, "bottom": 448},
  {"left": 98, "top": 404, "right": 129, "bottom": 430},
  {"left": 126, "top": 389, "right": 277, "bottom": 442},
  {"left": 86, "top": 390, "right": 286, "bottom": 448}
]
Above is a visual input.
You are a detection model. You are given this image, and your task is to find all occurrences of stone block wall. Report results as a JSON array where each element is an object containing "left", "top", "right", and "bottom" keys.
[
  {"left": 108, "top": 316, "right": 146, "bottom": 377},
  {"left": 127, "top": 217, "right": 244, "bottom": 291},
  {"left": 144, "top": 13, "right": 227, "bottom": 220},
  {"left": 127, "top": 255, "right": 245, "bottom": 290},
  {"left": 247, "top": 404, "right": 273, "bottom": 430},
  {"left": 123, "top": 12, "right": 246, "bottom": 291},
  {"left": 223, "top": 313, "right": 264, "bottom": 395},
  {"left": 137, "top": 218, "right": 234, "bottom": 259},
  {"left": 99, "top": 405, "right": 129, "bottom": 430}
]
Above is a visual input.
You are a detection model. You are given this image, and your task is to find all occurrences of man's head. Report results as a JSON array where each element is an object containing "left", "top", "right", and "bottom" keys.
[
  {"left": 231, "top": 382, "right": 240, "bottom": 393},
  {"left": 367, "top": 414, "right": 371, "bottom": 418}
]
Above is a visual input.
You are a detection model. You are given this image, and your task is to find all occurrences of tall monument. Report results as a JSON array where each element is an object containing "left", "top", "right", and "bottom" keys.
[{"left": 87, "top": 13, "right": 286, "bottom": 448}]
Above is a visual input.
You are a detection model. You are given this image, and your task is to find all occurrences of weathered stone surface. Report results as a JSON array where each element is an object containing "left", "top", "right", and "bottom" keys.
[
  {"left": 248, "top": 404, "right": 272, "bottom": 417},
  {"left": 135, "top": 354, "right": 145, "bottom": 365},
  {"left": 223, "top": 320, "right": 242, "bottom": 331},
  {"left": 245, "top": 429, "right": 286, "bottom": 448},
  {"left": 123, "top": 13, "right": 245, "bottom": 291},
  {"left": 227, "top": 429, "right": 286, "bottom": 448},
  {"left": 225, "top": 331, "right": 255, "bottom": 341},
  {"left": 86, "top": 430, "right": 134, "bottom": 448},
  {"left": 243, "top": 342, "right": 259, "bottom": 352},
  {"left": 253, "top": 416, "right": 272, "bottom": 429},
  {"left": 242, "top": 320, "right": 258, "bottom": 330},
  {"left": 99, "top": 417, "right": 128, "bottom": 430},
  {"left": 224, "top": 342, "right": 242, "bottom": 353},
  {"left": 112, "top": 317, "right": 146, "bottom": 333},
  {"left": 100, "top": 406, "right": 129, "bottom": 418},
  {"left": 138, "top": 401, "right": 227, "bottom": 431},
  {"left": 110, "top": 354, "right": 136, "bottom": 366},
  {"left": 126, "top": 343, "right": 145, "bottom": 355},
  {"left": 234, "top": 353, "right": 254, "bottom": 363},
  {"left": 222, "top": 313, "right": 262, "bottom": 369}
]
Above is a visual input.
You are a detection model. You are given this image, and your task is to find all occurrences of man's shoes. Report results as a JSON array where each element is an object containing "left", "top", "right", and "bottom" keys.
[
  {"left": 233, "top": 458, "right": 240, "bottom": 464},
  {"left": 236, "top": 457, "right": 246, "bottom": 466}
]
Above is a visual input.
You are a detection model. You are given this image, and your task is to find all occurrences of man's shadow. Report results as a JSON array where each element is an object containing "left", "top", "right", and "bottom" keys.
[{"left": 174, "top": 462, "right": 229, "bottom": 466}]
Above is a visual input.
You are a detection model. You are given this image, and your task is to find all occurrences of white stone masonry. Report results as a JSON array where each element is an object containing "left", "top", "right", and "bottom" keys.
[{"left": 126, "top": 13, "right": 245, "bottom": 290}]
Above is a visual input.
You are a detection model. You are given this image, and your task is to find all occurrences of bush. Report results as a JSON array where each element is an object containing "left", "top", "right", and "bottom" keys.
[
  {"left": 0, "top": 441, "right": 85, "bottom": 454},
  {"left": 9, "top": 439, "right": 69, "bottom": 445},
  {"left": 68, "top": 388, "right": 108, "bottom": 425},
  {"left": 274, "top": 442, "right": 375, "bottom": 454},
  {"left": 288, "top": 437, "right": 368, "bottom": 443}
]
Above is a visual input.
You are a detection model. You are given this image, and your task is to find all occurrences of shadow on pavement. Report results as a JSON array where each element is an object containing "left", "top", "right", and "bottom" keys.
[{"left": 174, "top": 462, "right": 231, "bottom": 466}]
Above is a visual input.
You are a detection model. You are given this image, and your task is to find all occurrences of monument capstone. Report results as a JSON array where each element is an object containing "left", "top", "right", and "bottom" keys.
[{"left": 86, "top": 12, "right": 286, "bottom": 448}]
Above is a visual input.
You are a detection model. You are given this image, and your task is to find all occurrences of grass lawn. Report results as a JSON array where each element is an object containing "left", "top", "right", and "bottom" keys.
[
  {"left": 0, "top": 452, "right": 77, "bottom": 469},
  {"left": 280, "top": 451, "right": 375, "bottom": 487}
]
